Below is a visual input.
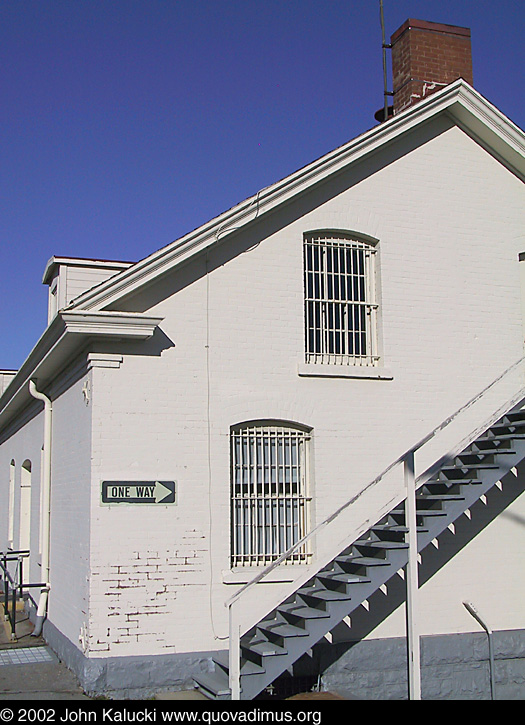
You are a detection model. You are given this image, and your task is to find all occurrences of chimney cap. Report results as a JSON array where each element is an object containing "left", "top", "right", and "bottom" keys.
[{"left": 391, "top": 18, "right": 471, "bottom": 45}]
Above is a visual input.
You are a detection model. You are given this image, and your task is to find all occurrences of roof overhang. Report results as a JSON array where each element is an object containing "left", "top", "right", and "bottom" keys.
[
  {"left": 65, "top": 80, "right": 524, "bottom": 315},
  {"left": 42, "top": 256, "right": 134, "bottom": 285},
  {"left": 0, "top": 310, "right": 162, "bottom": 431}
]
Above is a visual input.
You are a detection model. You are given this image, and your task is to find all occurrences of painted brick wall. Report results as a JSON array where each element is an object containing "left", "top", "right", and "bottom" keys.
[
  {"left": 84, "top": 121, "right": 525, "bottom": 660},
  {"left": 0, "top": 371, "right": 92, "bottom": 650}
]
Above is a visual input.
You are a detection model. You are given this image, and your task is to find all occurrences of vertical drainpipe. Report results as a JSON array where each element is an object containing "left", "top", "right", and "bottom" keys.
[{"left": 28, "top": 380, "right": 52, "bottom": 636}]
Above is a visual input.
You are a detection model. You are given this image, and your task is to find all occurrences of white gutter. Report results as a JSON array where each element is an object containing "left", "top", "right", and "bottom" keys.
[{"left": 28, "top": 380, "right": 52, "bottom": 636}]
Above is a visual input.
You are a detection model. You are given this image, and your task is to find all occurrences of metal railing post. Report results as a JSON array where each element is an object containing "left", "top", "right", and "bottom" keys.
[
  {"left": 10, "top": 582, "right": 16, "bottom": 640},
  {"left": 405, "top": 451, "right": 421, "bottom": 700},
  {"left": 3, "top": 558, "right": 8, "bottom": 622},
  {"left": 18, "top": 555, "right": 23, "bottom": 598},
  {"left": 229, "top": 600, "right": 241, "bottom": 700}
]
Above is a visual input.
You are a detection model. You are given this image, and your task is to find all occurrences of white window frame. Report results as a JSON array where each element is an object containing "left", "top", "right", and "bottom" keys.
[
  {"left": 230, "top": 421, "right": 311, "bottom": 568},
  {"left": 304, "top": 232, "right": 379, "bottom": 367}
]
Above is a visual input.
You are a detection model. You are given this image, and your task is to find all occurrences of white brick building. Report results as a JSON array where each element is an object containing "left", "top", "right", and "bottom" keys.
[{"left": 1, "top": 20, "right": 524, "bottom": 700}]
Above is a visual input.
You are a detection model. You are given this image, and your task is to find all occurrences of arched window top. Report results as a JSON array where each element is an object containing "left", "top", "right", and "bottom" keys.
[
  {"left": 304, "top": 229, "right": 379, "bottom": 247},
  {"left": 22, "top": 459, "right": 32, "bottom": 472},
  {"left": 231, "top": 419, "right": 312, "bottom": 435}
]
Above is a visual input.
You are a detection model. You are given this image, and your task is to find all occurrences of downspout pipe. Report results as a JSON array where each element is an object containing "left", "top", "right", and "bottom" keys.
[{"left": 28, "top": 380, "right": 52, "bottom": 637}]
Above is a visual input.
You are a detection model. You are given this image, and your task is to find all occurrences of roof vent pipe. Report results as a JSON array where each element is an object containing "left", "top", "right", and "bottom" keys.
[{"left": 28, "top": 380, "right": 52, "bottom": 637}]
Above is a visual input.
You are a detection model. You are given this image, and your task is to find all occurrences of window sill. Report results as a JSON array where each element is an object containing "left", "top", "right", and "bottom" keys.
[
  {"left": 222, "top": 566, "right": 310, "bottom": 585},
  {"left": 297, "top": 363, "right": 393, "bottom": 380}
]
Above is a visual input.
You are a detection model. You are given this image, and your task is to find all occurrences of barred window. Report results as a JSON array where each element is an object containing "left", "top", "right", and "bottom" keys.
[
  {"left": 304, "top": 233, "right": 379, "bottom": 366},
  {"left": 230, "top": 422, "right": 311, "bottom": 568}
]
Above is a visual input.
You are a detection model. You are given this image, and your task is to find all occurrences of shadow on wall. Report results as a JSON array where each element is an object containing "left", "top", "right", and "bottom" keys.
[{"left": 92, "top": 326, "right": 176, "bottom": 360}]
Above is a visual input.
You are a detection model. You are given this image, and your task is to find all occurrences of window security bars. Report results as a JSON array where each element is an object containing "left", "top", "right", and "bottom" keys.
[
  {"left": 231, "top": 424, "right": 311, "bottom": 568},
  {"left": 304, "top": 234, "right": 378, "bottom": 366}
]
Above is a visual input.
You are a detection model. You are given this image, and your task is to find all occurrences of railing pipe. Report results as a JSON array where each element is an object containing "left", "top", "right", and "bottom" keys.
[
  {"left": 463, "top": 601, "right": 496, "bottom": 700},
  {"left": 404, "top": 451, "right": 421, "bottom": 700},
  {"left": 229, "top": 601, "right": 242, "bottom": 700},
  {"left": 10, "top": 584, "right": 16, "bottom": 640}
]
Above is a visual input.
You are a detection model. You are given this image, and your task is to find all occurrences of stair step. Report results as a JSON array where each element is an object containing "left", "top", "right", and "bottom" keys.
[
  {"left": 317, "top": 572, "right": 371, "bottom": 586},
  {"left": 487, "top": 425, "right": 525, "bottom": 435},
  {"left": 477, "top": 433, "right": 525, "bottom": 442},
  {"left": 503, "top": 411, "right": 525, "bottom": 422},
  {"left": 335, "top": 554, "right": 391, "bottom": 566},
  {"left": 440, "top": 464, "right": 498, "bottom": 474},
  {"left": 371, "top": 524, "right": 428, "bottom": 534},
  {"left": 243, "top": 638, "right": 287, "bottom": 658},
  {"left": 418, "top": 494, "right": 465, "bottom": 501},
  {"left": 258, "top": 622, "right": 309, "bottom": 639},
  {"left": 355, "top": 539, "right": 408, "bottom": 549},
  {"left": 298, "top": 586, "right": 352, "bottom": 602},
  {"left": 391, "top": 508, "right": 446, "bottom": 517},
  {"left": 429, "top": 478, "right": 481, "bottom": 485},
  {"left": 278, "top": 603, "right": 330, "bottom": 620},
  {"left": 457, "top": 451, "right": 493, "bottom": 459},
  {"left": 213, "top": 650, "right": 265, "bottom": 677},
  {"left": 470, "top": 448, "right": 516, "bottom": 455},
  {"left": 194, "top": 672, "right": 230, "bottom": 699}
]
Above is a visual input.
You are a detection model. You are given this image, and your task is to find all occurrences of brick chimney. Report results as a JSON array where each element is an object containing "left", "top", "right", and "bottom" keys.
[{"left": 390, "top": 19, "right": 473, "bottom": 114}]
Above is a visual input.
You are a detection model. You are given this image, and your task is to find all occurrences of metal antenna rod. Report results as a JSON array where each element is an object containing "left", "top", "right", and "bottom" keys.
[{"left": 380, "top": 0, "right": 389, "bottom": 121}]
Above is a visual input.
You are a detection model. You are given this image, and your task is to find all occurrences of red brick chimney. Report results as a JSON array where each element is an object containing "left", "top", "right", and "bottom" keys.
[{"left": 390, "top": 19, "right": 473, "bottom": 115}]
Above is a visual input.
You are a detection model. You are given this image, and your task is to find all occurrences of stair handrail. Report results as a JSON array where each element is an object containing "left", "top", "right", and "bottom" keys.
[
  {"left": 1, "top": 551, "right": 27, "bottom": 640},
  {"left": 0, "top": 550, "right": 46, "bottom": 639},
  {"left": 227, "top": 355, "right": 525, "bottom": 610}
]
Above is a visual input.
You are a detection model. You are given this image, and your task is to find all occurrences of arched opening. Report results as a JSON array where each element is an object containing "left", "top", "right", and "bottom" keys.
[{"left": 19, "top": 460, "right": 32, "bottom": 561}]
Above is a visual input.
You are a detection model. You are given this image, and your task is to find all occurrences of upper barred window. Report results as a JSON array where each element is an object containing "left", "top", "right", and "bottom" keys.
[{"left": 304, "top": 232, "right": 379, "bottom": 366}]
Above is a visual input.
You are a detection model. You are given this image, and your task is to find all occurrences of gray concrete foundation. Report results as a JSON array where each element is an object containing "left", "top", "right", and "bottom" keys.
[
  {"left": 38, "top": 613, "right": 525, "bottom": 700},
  {"left": 317, "top": 629, "right": 525, "bottom": 700}
]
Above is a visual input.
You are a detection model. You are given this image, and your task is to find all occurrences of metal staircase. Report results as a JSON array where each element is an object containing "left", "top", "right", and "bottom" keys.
[{"left": 195, "top": 402, "right": 525, "bottom": 700}]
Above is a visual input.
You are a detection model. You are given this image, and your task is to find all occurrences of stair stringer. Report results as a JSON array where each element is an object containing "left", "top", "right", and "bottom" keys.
[{"left": 195, "top": 410, "right": 525, "bottom": 700}]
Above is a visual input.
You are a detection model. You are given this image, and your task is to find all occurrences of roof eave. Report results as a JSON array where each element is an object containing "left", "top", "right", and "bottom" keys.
[{"left": 0, "top": 310, "right": 162, "bottom": 432}]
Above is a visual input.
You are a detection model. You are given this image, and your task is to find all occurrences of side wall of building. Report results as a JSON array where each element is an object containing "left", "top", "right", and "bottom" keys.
[
  {"left": 0, "top": 366, "right": 92, "bottom": 653},
  {"left": 83, "top": 118, "right": 525, "bottom": 675}
]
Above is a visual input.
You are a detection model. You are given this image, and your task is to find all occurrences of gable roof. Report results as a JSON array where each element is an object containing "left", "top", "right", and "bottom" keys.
[{"left": 66, "top": 79, "right": 525, "bottom": 314}]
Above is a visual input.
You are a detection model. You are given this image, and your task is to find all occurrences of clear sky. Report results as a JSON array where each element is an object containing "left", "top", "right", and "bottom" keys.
[{"left": 1, "top": 0, "right": 524, "bottom": 370}]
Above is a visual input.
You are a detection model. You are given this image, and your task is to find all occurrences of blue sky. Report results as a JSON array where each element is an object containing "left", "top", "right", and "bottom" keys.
[{"left": 1, "top": 0, "right": 524, "bottom": 370}]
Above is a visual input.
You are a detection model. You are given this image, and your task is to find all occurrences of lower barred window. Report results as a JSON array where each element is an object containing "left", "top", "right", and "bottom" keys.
[{"left": 230, "top": 422, "right": 311, "bottom": 568}]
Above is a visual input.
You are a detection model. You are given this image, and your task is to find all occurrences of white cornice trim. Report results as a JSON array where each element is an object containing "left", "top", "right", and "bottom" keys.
[
  {"left": 66, "top": 80, "right": 524, "bottom": 315},
  {"left": 61, "top": 310, "right": 162, "bottom": 338},
  {"left": 0, "top": 310, "right": 162, "bottom": 431}
]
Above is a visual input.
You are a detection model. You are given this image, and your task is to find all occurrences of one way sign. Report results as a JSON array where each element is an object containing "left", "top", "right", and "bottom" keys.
[{"left": 101, "top": 481, "right": 176, "bottom": 505}]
